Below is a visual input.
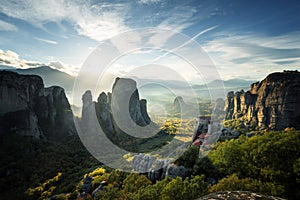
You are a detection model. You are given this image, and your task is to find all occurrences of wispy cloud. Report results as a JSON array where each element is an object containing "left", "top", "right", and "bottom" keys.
[
  {"left": 137, "top": 0, "right": 162, "bottom": 5},
  {"left": 157, "top": 5, "right": 198, "bottom": 32},
  {"left": 34, "top": 37, "right": 58, "bottom": 44},
  {"left": 0, "top": 0, "right": 129, "bottom": 41},
  {"left": 202, "top": 31, "right": 300, "bottom": 80},
  {"left": 0, "top": 0, "right": 211, "bottom": 45},
  {"left": 0, "top": 19, "right": 17, "bottom": 31},
  {"left": 152, "top": 25, "right": 219, "bottom": 61}
]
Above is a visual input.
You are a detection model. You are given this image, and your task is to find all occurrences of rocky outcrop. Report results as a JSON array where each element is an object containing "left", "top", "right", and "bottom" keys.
[
  {"left": 171, "top": 96, "right": 198, "bottom": 117},
  {"left": 0, "top": 71, "right": 75, "bottom": 139},
  {"left": 224, "top": 91, "right": 235, "bottom": 120},
  {"left": 81, "top": 77, "right": 152, "bottom": 136},
  {"left": 132, "top": 154, "right": 157, "bottom": 173},
  {"left": 111, "top": 77, "right": 151, "bottom": 126},
  {"left": 36, "top": 86, "right": 76, "bottom": 139},
  {"left": 131, "top": 153, "right": 190, "bottom": 182},
  {"left": 173, "top": 96, "right": 186, "bottom": 112},
  {"left": 224, "top": 71, "right": 300, "bottom": 130},
  {"left": 81, "top": 90, "right": 98, "bottom": 133},
  {"left": 165, "top": 164, "right": 191, "bottom": 179},
  {"left": 199, "top": 191, "right": 285, "bottom": 200},
  {"left": 95, "top": 92, "right": 114, "bottom": 133}
]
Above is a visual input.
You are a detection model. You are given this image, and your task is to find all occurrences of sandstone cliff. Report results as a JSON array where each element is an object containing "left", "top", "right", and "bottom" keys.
[
  {"left": 224, "top": 71, "right": 300, "bottom": 130},
  {"left": 80, "top": 77, "right": 162, "bottom": 151},
  {"left": 0, "top": 71, "right": 76, "bottom": 139},
  {"left": 81, "top": 77, "right": 152, "bottom": 134}
]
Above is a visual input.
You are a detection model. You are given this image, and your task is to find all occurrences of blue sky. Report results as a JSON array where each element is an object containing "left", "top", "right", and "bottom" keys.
[{"left": 0, "top": 0, "right": 300, "bottom": 80}]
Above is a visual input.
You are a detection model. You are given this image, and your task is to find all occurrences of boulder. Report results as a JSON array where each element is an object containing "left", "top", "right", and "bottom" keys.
[{"left": 166, "top": 164, "right": 191, "bottom": 179}]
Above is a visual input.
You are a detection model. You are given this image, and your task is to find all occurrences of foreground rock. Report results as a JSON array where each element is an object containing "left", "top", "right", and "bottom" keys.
[
  {"left": 0, "top": 71, "right": 76, "bottom": 139},
  {"left": 131, "top": 153, "right": 190, "bottom": 182},
  {"left": 199, "top": 191, "right": 285, "bottom": 200},
  {"left": 224, "top": 71, "right": 300, "bottom": 130}
]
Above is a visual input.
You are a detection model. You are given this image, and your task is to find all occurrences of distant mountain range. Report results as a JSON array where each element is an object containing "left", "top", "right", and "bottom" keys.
[
  {"left": 0, "top": 65, "right": 256, "bottom": 105},
  {"left": 207, "top": 79, "right": 255, "bottom": 89},
  {"left": 0, "top": 65, "right": 75, "bottom": 97},
  {"left": 137, "top": 78, "right": 255, "bottom": 105}
]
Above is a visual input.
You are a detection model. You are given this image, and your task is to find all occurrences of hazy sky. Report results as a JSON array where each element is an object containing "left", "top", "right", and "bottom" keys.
[{"left": 0, "top": 0, "right": 300, "bottom": 81}]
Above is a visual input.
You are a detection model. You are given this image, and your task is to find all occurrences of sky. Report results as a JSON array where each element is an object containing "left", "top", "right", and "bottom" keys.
[{"left": 0, "top": 0, "right": 300, "bottom": 81}]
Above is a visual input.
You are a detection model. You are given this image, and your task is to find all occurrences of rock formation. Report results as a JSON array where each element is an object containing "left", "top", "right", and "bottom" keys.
[
  {"left": 171, "top": 96, "right": 198, "bottom": 117},
  {"left": 0, "top": 71, "right": 76, "bottom": 139},
  {"left": 80, "top": 77, "right": 164, "bottom": 153},
  {"left": 165, "top": 163, "right": 191, "bottom": 179},
  {"left": 81, "top": 78, "right": 152, "bottom": 134},
  {"left": 131, "top": 153, "right": 190, "bottom": 182},
  {"left": 95, "top": 92, "right": 114, "bottom": 133},
  {"left": 173, "top": 96, "right": 186, "bottom": 112},
  {"left": 111, "top": 77, "right": 151, "bottom": 127},
  {"left": 199, "top": 191, "right": 285, "bottom": 200},
  {"left": 224, "top": 71, "right": 300, "bottom": 130}
]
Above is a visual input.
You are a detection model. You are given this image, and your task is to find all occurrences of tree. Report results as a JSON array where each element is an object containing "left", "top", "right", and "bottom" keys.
[
  {"left": 122, "top": 173, "right": 152, "bottom": 195},
  {"left": 208, "top": 130, "right": 300, "bottom": 198},
  {"left": 209, "top": 174, "right": 284, "bottom": 197}
]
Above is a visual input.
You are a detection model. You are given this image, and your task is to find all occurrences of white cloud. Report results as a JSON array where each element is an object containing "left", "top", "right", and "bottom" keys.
[
  {"left": 48, "top": 61, "right": 79, "bottom": 76},
  {"left": 34, "top": 37, "right": 58, "bottom": 44},
  {"left": 137, "top": 0, "right": 161, "bottom": 4},
  {"left": 0, "top": 0, "right": 129, "bottom": 42},
  {"left": 5, "top": 50, "right": 19, "bottom": 59},
  {"left": 0, "top": 0, "right": 206, "bottom": 47},
  {"left": 0, "top": 49, "right": 41, "bottom": 69},
  {"left": 0, "top": 48, "right": 78, "bottom": 76},
  {"left": 0, "top": 19, "right": 18, "bottom": 31}
]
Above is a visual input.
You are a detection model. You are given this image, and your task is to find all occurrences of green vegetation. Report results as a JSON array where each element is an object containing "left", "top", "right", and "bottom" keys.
[
  {"left": 96, "top": 115, "right": 175, "bottom": 153},
  {"left": 0, "top": 134, "right": 99, "bottom": 200},
  {"left": 209, "top": 174, "right": 284, "bottom": 197},
  {"left": 26, "top": 172, "right": 62, "bottom": 200},
  {"left": 88, "top": 170, "right": 208, "bottom": 200},
  {"left": 223, "top": 119, "right": 250, "bottom": 133},
  {"left": 1, "top": 126, "right": 300, "bottom": 199},
  {"left": 173, "top": 129, "right": 300, "bottom": 199},
  {"left": 208, "top": 130, "right": 300, "bottom": 199},
  {"left": 160, "top": 118, "right": 195, "bottom": 136}
]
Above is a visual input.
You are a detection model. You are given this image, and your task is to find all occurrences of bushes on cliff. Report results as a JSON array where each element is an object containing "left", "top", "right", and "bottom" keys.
[
  {"left": 208, "top": 130, "right": 300, "bottom": 198},
  {"left": 209, "top": 174, "right": 285, "bottom": 197},
  {"left": 101, "top": 175, "right": 208, "bottom": 200}
]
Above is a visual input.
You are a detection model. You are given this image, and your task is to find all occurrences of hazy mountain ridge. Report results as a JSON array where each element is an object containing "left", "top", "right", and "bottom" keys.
[
  {"left": 0, "top": 65, "right": 75, "bottom": 94},
  {"left": 1, "top": 65, "right": 255, "bottom": 106}
]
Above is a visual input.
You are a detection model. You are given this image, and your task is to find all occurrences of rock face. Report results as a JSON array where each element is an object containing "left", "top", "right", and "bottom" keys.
[
  {"left": 95, "top": 92, "right": 114, "bottom": 133},
  {"left": 81, "top": 77, "right": 152, "bottom": 135},
  {"left": 0, "top": 71, "right": 76, "bottom": 139},
  {"left": 224, "top": 71, "right": 300, "bottom": 130},
  {"left": 111, "top": 77, "right": 151, "bottom": 126},
  {"left": 166, "top": 163, "right": 191, "bottom": 179},
  {"left": 173, "top": 96, "right": 186, "bottom": 111},
  {"left": 131, "top": 153, "right": 190, "bottom": 182},
  {"left": 199, "top": 191, "right": 285, "bottom": 200}
]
